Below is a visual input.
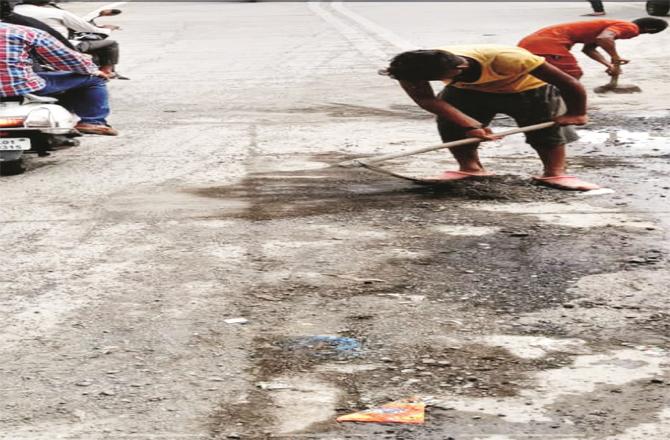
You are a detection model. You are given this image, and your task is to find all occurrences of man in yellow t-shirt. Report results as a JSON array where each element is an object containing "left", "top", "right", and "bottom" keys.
[{"left": 380, "top": 45, "right": 596, "bottom": 191}]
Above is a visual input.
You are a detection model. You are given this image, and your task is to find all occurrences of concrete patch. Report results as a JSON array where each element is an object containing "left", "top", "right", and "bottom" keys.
[
  {"left": 316, "top": 363, "right": 382, "bottom": 374},
  {"left": 518, "top": 269, "right": 670, "bottom": 334},
  {"left": 269, "top": 376, "right": 340, "bottom": 434},
  {"left": 436, "top": 347, "right": 667, "bottom": 424},
  {"left": 479, "top": 335, "right": 589, "bottom": 359},
  {"left": 432, "top": 225, "right": 502, "bottom": 236},
  {"left": 602, "top": 407, "right": 670, "bottom": 439},
  {"left": 105, "top": 190, "right": 249, "bottom": 217},
  {"left": 474, "top": 201, "right": 655, "bottom": 229}
]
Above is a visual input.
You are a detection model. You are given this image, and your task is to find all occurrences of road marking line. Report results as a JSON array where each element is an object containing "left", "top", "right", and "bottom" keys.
[
  {"left": 331, "top": 1, "right": 418, "bottom": 51},
  {"left": 307, "top": 1, "right": 389, "bottom": 63}
]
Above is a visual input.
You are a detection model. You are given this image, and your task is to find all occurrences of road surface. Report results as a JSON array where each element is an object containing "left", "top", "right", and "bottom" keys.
[{"left": 1, "top": 2, "right": 669, "bottom": 439}]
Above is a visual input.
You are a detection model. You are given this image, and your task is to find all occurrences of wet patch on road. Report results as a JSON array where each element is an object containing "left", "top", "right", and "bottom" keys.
[{"left": 190, "top": 164, "right": 566, "bottom": 222}]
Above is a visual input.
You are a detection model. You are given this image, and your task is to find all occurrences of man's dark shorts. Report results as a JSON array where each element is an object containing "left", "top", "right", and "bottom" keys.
[{"left": 436, "top": 85, "right": 578, "bottom": 149}]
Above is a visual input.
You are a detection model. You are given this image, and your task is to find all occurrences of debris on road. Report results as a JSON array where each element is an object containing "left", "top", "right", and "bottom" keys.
[
  {"left": 256, "top": 381, "right": 292, "bottom": 390},
  {"left": 337, "top": 396, "right": 425, "bottom": 424},
  {"left": 281, "top": 336, "right": 361, "bottom": 358},
  {"left": 224, "top": 318, "right": 249, "bottom": 325}
]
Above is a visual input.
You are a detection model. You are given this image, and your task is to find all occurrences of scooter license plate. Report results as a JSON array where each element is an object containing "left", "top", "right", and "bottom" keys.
[{"left": 0, "top": 138, "right": 31, "bottom": 151}]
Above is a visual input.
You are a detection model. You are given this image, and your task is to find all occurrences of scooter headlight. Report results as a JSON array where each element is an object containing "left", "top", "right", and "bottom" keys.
[{"left": 24, "top": 107, "right": 55, "bottom": 128}]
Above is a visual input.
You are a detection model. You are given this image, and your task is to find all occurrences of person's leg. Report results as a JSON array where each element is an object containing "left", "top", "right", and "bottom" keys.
[
  {"left": 36, "top": 72, "right": 110, "bottom": 125},
  {"left": 80, "top": 40, "right": 120, "bottom": 75},
  {"left": 435, "top": 87, "right": 496, "bottom": 179},
  {"left": 508, "top": 86, "right": 597, "bottom": 190},
  {"left": 585, "top": 0, "right": 606, "bottom": 15},
  {"left": 35, "top": 72, "right": 117, "bottom": 135}
]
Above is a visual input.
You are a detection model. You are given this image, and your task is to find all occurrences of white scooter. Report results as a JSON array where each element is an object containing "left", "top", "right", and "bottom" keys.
[{"left": 0, "top": 94, "right": 79, "bottom": 176}]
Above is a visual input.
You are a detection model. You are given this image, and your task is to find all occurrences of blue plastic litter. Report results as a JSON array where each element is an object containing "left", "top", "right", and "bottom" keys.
[{"left": 282, "top": 336, "right": 361, "bottom": 357}]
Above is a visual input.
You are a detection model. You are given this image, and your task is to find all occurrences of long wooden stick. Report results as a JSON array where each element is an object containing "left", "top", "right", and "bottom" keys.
[{"left": 338, "top": 121, "right": 556, "bottom": 168}]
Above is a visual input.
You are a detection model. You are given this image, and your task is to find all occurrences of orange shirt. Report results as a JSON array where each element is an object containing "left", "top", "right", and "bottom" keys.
[{"left": 519, "top": 20, "right": 640, "bottom": 55}]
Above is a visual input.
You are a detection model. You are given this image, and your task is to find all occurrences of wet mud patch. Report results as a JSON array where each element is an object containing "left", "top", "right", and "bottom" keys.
[
  {"left": 190, "top": 164, "right": 566, "bottom": 221},
  {"left": 589, "top": 111, "right": 670, "bottom": 130},
  {"left": 208, "top": 394, "right": 276, "bottom": 439},
  {"left": 360, "top": 224, "right": 649, "bottom": 314},
  {"left": 285, "top": 102, "right": 432, "bottom": 120},
  {"left": 334, "top": 343, "right": 573, "bottom": 399},
  {"left": 570, "top": 155, "right": 631, "bottom": 169}
]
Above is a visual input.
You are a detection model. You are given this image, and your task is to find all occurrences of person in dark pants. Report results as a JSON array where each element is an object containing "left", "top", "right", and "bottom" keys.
[
  {"left": 585, "top": 1, "right": 606, "bottom": 16},
  {"left": 379, "top": 46, "right": 599, "bottom": 191}
]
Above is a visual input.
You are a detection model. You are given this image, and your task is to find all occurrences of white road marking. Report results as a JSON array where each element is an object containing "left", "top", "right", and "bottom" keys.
[
  {"left": 331, "top": 1, "right": 417, "bottom": 51},
  {"left": 307, "top": 1, "right": 390, "bottom": 63}
]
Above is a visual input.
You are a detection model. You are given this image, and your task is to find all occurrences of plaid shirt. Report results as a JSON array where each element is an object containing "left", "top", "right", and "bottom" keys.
[{"left": 0, "top": 23, "right": 98, "bottom": 97}]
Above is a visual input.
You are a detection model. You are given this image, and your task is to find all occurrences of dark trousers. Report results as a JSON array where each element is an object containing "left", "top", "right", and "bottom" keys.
[
  {"left": 589, "top": 0, "right": 605, "bottom": 12},
  {"left": 77, "top": 39, "right": 120, "bottom": 67}
]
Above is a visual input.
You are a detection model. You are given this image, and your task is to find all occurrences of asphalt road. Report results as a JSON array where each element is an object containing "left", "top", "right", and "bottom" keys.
[{"left": 1, "top": 2, "right": 669, "bottom": 439}]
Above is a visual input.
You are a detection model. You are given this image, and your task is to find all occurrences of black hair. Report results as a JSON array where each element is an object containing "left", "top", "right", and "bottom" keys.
[
  {"left": 0, "top": 1, "right": 12, "bottom": 20},
  {"left": 380, "top": 50, "right": 464, "bottom": 80},
  {"left": 633, "top": 17, "right": 668, "bottom": 34}
]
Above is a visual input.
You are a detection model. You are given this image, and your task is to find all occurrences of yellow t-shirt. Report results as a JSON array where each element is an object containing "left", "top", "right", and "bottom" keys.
[{"left": 438, "top": 45, "right": 546, "bottom": 93}]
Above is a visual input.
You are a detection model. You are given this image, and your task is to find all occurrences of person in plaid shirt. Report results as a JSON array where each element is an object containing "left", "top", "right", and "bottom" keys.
[{"left": 0, "top": 22, "right": 117, "bottom": 135}]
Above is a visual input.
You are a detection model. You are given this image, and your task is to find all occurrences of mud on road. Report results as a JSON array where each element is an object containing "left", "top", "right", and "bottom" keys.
[{"left": 189, "top": 112, "right": 670, "bottom": 439}]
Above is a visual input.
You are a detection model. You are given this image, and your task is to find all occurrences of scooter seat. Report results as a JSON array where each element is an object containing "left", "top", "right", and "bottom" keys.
[{"left": 23, "top": 94, "right": 59, "bottom": 104}]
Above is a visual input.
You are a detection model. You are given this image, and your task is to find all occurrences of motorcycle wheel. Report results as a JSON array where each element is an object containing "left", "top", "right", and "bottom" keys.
[
  {"left": 0, "top": 159, "right": 25, "bottom": 176},
  {"left": 646, "top": 0, "right": 670, "bottom": 16}
]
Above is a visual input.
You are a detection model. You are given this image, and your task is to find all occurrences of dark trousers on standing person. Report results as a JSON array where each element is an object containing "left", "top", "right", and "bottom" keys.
[{"left": 589, "top": 0, "right": 605, "bottom": 13}]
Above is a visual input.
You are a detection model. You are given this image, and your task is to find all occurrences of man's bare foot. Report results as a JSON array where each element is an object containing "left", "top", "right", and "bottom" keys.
[
  {"left": 532, "top": 175, "right": 600, "bottom": 191},
  {"left": 428, "top": 170, "right": 495, "bottom": 181}
]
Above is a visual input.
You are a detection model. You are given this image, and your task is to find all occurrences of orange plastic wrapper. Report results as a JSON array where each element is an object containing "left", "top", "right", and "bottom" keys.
[{"left": 336, "top": 397, "right": 425, "bottom": 424}]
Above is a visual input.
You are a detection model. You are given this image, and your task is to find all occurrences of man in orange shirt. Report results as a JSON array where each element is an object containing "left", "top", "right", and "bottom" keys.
[{"left": 519, "top": 18, "right": 667, "bottom": 79}]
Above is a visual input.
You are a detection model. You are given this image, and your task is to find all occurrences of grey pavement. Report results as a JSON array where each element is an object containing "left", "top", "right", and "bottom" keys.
[{"left": 1, "top": 2, "right": 669, "bottom": 439}]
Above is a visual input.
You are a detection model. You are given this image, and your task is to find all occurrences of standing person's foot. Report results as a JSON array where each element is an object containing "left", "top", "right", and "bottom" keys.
[
  {"left": 582, "top": 11, "right": 606, "bottom": 16},
  {"left": 532, "top": 175, "right": 599, "bottom": 191},
  {"left": 75, "top": 123, "right": 119, "bottom": 136}
]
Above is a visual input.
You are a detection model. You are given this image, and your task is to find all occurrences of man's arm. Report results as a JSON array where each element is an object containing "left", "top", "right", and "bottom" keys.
[
  {"left": 399, "top": 80, "right": 498, "bottom": 140},
  {"left": 61, "top": 9, "right": 111, "bottom": 35},
  {"left": 582, "top": 43, "right": 616, "bottom": 73},
  {"left": 595, "top": 29, "right": 628, "bottom": 69},
  {"left": 529, "top": 62, "right": 588, "bottom": 126},
  {"left": 32, "top": 31, "right": 100, "bottom": 75}
]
